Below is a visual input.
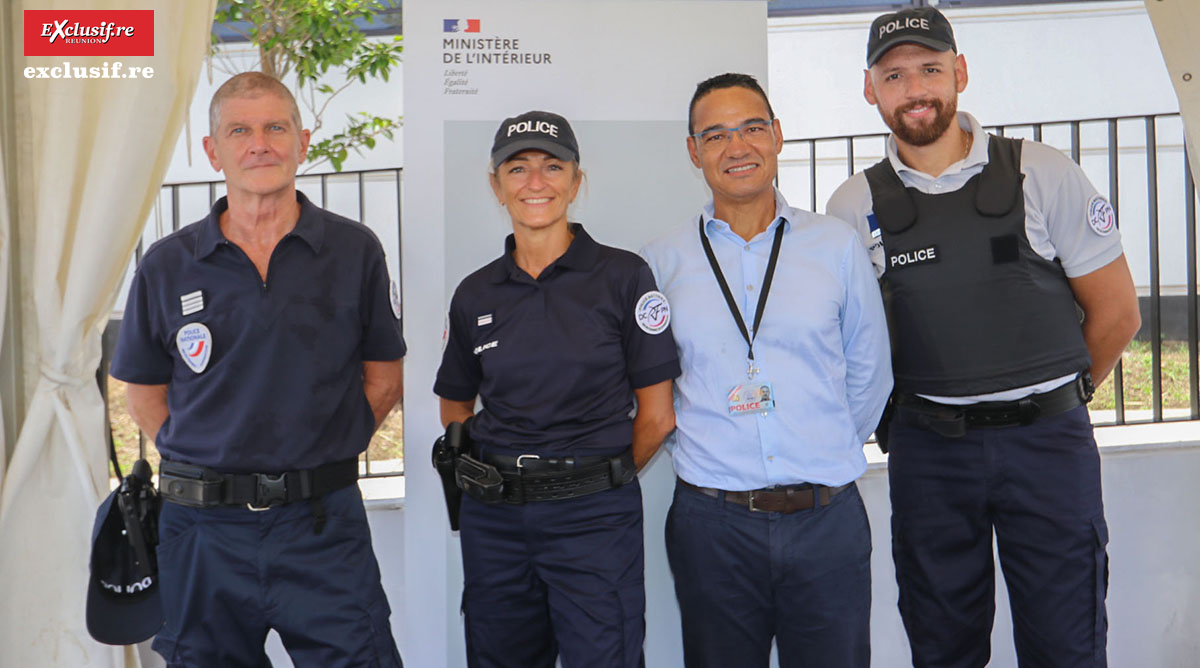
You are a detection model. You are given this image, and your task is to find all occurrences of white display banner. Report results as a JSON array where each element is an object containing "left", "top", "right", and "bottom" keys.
[{"left": 402, "top": 1, "right": 766, "bottom": 666}]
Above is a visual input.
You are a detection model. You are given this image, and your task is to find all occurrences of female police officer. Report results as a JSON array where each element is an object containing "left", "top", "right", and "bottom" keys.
[{"left": 434, "top": 111, "right": 680, "bottom": 668}]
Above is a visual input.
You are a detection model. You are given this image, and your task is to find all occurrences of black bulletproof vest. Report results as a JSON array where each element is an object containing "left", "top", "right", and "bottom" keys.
[{"left": 864, "top": 135, "right": 1091, "bottom": 395}]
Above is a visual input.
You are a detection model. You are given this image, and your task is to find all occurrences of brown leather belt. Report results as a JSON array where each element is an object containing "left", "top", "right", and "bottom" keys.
[{"left": 677, "top": 477, "right": 851, "bottom": 513}]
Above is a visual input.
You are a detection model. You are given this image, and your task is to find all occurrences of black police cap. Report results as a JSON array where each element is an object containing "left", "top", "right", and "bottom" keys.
[
  {"left": 86, "top": 475, "right": 163, "bottom": 645},
  {"left": 490, "top": 110, "right": 580, "bottom": 168},
  {"left": 867, "top": 6, "right": 957, "bottom": 67}
]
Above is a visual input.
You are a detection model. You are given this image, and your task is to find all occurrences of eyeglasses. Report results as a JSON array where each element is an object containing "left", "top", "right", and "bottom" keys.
[{"left": 691, "top": 120, "right": 774, "bottom": 148}]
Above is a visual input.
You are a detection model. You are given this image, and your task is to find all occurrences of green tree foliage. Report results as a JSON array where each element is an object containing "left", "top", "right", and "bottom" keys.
[{"left": 213, "top": 0, "right": 403, "bottom": 171}]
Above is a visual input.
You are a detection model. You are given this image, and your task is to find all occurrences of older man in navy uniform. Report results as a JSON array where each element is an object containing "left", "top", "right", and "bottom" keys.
[
  {"left": 110, "top": 72, "right": 405, "bottom": 667},
  {"left": 828, "top": 7, "right": 1141, "bottom": 667}
]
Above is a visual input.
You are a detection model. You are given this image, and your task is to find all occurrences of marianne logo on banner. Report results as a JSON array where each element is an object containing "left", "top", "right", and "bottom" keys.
[
  {"left": 443, "top": 19, "right": 480, "bottom": 33},
  {"left": 24, "top": 10, "right": 153, "bottom": 57}
]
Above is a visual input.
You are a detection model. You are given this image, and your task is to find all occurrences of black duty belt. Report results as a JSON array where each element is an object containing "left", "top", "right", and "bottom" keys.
[
  {"left": 159, "top": 458, "right": 359, "bottom": 510},
  {"left": 894, "top": 373, "right": 1093, "bottom": 437},
  {"left": 456, "top": 449, "right": 636, "bottom": 505},
  {"left": 678, "top": 478, "right": 851, "bottom": 513}
]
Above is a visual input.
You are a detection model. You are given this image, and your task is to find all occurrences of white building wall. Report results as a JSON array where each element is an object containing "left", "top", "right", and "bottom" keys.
[{"left": 145, "top": 1, "right": 1187, "bottom": 304}]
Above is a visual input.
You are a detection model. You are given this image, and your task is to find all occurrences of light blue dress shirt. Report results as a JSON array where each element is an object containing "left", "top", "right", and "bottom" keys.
[{"left": 640, "top": 191, "right": 892, "bottom": 490}]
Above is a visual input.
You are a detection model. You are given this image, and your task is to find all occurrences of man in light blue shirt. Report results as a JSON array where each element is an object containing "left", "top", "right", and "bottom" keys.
[{"left": 640, "top": 73, "right": 891, "bottom": 668}]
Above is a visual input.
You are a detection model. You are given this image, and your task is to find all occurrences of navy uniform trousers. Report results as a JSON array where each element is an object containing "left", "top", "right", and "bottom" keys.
[
  {"left": 665, "top": 481, "right": 872, "bottom": 668},
  {"left": 152, "top": 485, "right": 403, "bottom": 668},
  {"left": 458, "top": 478, "right": 645, "bottom": 668},
  {"left": 889, "top": 404, "right": 1109, "bottom": 668}
]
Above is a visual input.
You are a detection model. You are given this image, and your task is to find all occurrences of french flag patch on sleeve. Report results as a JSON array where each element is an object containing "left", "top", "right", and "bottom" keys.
[{"left": 866, "top": 213, "right": 882, "bottom": 239}]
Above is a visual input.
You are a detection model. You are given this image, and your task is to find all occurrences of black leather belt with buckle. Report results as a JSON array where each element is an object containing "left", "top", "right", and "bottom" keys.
[
  {"left": 158, "top": 458, "right": 358, "bottom": 510},
  {"left": 456, "top": 449, "right": 636, "bottom": 505},
  {"left": 894, "top": 373, "right": 1093, "bottom": 438},
  {"left": 678, "top": 478, "right": 852, "bottom": 513}
]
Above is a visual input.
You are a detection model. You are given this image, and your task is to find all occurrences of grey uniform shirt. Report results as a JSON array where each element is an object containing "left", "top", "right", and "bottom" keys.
[{"left": 826, "top": 111, "right": 1126, "bottom": 404}]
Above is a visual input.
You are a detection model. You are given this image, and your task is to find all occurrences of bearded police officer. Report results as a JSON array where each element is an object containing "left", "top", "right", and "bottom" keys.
[
  {"left": 827, "top": 8, "right": 1140, "bottom": 668},
  {"left": 641, "top": 74, "right": 892, "bottom": 668},
  {"left": 110, "top": 72, "right": 405, "bottom": 667}
]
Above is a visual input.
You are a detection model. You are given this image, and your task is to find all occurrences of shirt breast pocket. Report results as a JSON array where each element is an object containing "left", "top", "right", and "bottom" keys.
[{"left": 284, "top": 294, "right": 360, "bottom": 379}]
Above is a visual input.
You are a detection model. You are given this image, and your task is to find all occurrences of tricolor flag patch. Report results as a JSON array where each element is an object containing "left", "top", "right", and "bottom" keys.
[{"left": 443, "top": 19, "right": 480, "bottom": 33}]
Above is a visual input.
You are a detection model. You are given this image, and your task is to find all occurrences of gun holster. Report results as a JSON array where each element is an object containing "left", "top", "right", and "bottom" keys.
[
  {"left": 431, "top": 418, "right": 472, "bottom": 530},
  {"left": 453, "top": 454, "right": 504, "bottom": 504},
  {"left": 874, "top": 393, "right": 896, "bottom": 454}
]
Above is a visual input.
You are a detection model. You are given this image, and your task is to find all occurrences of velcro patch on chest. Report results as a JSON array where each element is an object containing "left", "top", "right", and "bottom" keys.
[
  {"left": 990, "top": 234, "right": 1020, "bottom": 264},
  {"left": 888, "top": 245, "right": 939, "bottom": 270}
]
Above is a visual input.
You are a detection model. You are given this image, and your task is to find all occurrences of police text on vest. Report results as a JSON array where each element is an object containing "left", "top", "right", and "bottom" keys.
[{"left": 889, "top": 245, "right": 938, "bottom": 269}]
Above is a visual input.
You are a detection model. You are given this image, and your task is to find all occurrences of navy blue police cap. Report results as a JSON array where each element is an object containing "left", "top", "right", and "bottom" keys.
[
  {"left": 867, "top": 6, "right": 957, "bottom": 67},
  {"left": 86, "top": 486, "right": 163, "bottom": 645},
  {"left": 491, "top": 110, "right": 580, "bottom": 168}
]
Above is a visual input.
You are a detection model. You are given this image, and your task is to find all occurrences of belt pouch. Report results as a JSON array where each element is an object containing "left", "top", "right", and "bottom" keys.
[{"left": 159, "top": 462, "right": 223, "bottom": 508}]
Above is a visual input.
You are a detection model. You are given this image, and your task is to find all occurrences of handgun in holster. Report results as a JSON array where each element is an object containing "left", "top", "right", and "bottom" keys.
[
  {"left": 116, "top": 459, "right": 161, "bottom": 578},
  {"left": 874, "top": 393, "right": 896, "bottom": 454},
  {"left": 431, "top": 418, "right": 472, "bottom": 530},
  {"left": 453, "top": 454, "right": 504, "bottom": 505}
]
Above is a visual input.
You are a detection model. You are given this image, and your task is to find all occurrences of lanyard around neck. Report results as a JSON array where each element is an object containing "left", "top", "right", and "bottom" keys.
[{"left": 697, "top": 215, "right": 785, "bottom": 363}]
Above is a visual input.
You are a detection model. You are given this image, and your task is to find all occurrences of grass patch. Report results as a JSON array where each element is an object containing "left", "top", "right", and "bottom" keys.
[{"left": 1091, "top": 339, "right": 1197, "bottom": 411}]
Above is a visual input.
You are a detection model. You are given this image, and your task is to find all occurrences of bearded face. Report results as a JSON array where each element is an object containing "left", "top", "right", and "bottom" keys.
[
  {"left": 884, "top": 94, "right": 958, "bottom": 147},
  {"left": 866, "top": 44, "right": 967, "bottom": 150}
]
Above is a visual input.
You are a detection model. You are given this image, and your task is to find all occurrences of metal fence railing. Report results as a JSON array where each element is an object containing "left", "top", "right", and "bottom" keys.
[
  {"left": 779, "top": 112, "right": 1199, "bottom": 427},
  {"left": 104, "top": 111, "right": 1200, "bottom": 481},
  {"left": 103, "top": 168, "right": 405, "bottom": 479}
]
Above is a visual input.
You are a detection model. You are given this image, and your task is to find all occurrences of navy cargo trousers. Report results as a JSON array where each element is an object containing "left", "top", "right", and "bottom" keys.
[
  {"left": 888, "top": 404, "right": 1108, "bottom": 668},
  {"left": 152, "top": 484, "right": 403, "bottom": 667},
  {"left": 457, "top": 478, "right": 645, "bottom": 668}
]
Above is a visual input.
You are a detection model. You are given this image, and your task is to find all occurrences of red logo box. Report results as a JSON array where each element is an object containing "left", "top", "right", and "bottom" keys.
[{"left": 24, "top": 10, "right": 153, "bottom": 57}]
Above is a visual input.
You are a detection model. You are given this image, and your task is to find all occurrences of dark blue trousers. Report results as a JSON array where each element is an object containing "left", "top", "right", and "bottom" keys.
[
  {"left": 889, "top": 405, "right": 1109, "bottom": 668},
  {"left": 152, "top": 485, "right": 403, "bottom": 668},
  {"left": 665, "top": 480, "right": 872, "bottom": 668},
  {"left": 458, "top": 479, "right": 645, "bottom": 668}
]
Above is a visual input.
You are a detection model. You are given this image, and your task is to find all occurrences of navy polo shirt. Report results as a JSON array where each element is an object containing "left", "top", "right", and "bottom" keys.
[
  {"left": 434, "top": 225, "right": 680, "bottom": 456},
  {"left": 110, "top": 192, "right": 406, "bottom": 473}
]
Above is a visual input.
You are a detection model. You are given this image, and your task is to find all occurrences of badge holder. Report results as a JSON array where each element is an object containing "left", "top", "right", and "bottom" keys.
[{"left": 699, "top": 217, "right": 786, "bottom": 419}]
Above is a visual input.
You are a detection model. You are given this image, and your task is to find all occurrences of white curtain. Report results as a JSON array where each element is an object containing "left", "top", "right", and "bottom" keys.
[
  {"left": 0, "top": 108, "right": 9, "bottom": 487},
  {"left": 0, "top": 1, "right": 216, "bottom": 666}
]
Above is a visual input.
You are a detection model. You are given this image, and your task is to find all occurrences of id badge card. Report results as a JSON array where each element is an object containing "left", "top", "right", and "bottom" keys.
[{"left": 727, "top": 382, "right": 775, "bottom": 416}]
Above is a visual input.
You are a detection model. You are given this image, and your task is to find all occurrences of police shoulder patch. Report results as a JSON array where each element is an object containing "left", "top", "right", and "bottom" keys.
[
  {"left": 1086, "top": 195, "right": 1116, "bottom": 236},
  {"left": 176, "top": 322, "right": 212, "bottom": 374},
  {"left": 635, "top": 291, "right": 670, "bottom": 335},
  {"left": 389, "top": 279, "right": 402, "bottom": 320}
]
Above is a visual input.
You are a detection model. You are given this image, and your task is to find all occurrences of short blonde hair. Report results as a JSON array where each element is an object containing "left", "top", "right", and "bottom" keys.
[{"left": 208, "top": 72, "right": 302, "bottom": 135}]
